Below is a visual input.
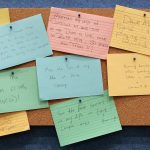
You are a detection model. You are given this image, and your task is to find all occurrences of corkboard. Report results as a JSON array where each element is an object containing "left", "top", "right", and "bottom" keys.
[{"left": 8, "top": 8, "right": 150, "bottom": 126}]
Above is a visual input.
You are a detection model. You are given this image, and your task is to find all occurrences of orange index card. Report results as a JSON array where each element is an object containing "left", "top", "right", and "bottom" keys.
[
  {"left": 47, "top": 7, "right": 114, "bottom": 59},
  {"left": 111, "top": 5, "right": 150, "bottom": 56},
  {"left": 0, "top": 111, "right": 30, "bottom": 136},
  {"left": 107, "top": 53, "right": 150, "bottom": 96}
]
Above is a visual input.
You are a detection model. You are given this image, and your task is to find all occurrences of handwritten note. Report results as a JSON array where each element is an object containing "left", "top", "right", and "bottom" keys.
[
  {"left": 36, "top": 55, "right": 103, "bottom": 100},
  {"left": 47, "top": 7, "right": 114, "bottom": 59},
  {"left": 107, "top": 53, "right": 150, "bottom": 96},
  {"left": 0, "top": 67, "right": 48, "bottom": 113},
  {"left": 50, "top": 91, "right": 122, "bottom": 146},
  {"left": 0, "top": 8, "right": 10, "bottom": 25},
  {"left": 110, "top": 5, "right": 150, "bottom": 55},
  {"left": 0, "top": 14, "right": 52, "bottom": 70},
  {"left": 0, "top": 111, "right": 30, "bottom": 136}
]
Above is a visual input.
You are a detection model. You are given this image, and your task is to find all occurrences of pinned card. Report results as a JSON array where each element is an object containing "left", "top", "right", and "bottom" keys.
[
  {"left": 0, "top": 67, "right": 48, "bottom": 113},
  {"left": 0, "top": 14, "right": 52, "bottom": 70},
  {"left": 50, "top": 91, "right": 122, "bottom": 146},
  {"left": 111, "top": 5, "right": 150, "bottom": 56},
  {"left": 0, "top": 111, "right": 30, "bottom": 136},
  {"left": 107, "top": 53, "right": 150, "bottom": 96},
  {"left": 47, "top": 7, "right": 114, "bottom": 59},
  {"left": 0, "top": 8, "right": 10, "bottom": 25},
  {"left": 36, "top": 55, "right": 103, "bottom": 100}
]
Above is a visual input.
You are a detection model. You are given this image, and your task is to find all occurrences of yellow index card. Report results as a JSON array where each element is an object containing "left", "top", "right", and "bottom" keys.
[
  {"left": 0, "top": 8, "right": 10, "bottom": 25},
  {"left": 110, "top": 5, "right": 150, "bottom": 56},
  {"left": 107, "top": 53, "right": 150, "bottom": 96},
  {"left": 0, "top": 111, "right": 30, "bottom": 136}
]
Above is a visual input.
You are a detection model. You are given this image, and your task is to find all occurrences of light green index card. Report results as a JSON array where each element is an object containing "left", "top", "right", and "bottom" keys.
[
  {"left": 50, "top": 91, "right": 122, "bottom": 146},
  {"left": 0, "top": 67, "right": 48, "bottom": 113}
]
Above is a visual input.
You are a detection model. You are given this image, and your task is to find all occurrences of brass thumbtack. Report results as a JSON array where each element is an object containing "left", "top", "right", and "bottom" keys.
[
  {"left": 78, "top": 14, "right": 80, "bottom": 18},
  {"left": 144, "top": 13, "right": 146, "bottom": 17},
  {"left": 133, "top": 57, "right": 136, "bottom": 61},
  {"left": 10, "top": 26, "right": 12, "bottom": 30}
]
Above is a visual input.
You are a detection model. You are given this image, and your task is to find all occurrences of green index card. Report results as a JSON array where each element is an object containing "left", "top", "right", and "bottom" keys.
[
  {"left": 0, "top": 67, "right": 48, "bottom": 113},
  {"left": 50, "top": 91, "right": 122, "bottom": 146}
]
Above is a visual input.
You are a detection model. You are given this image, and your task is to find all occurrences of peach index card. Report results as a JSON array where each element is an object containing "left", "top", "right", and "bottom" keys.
[
  {"left": 47, "top": 7, "right": 114, "bottom": 59},
  {"left": 0, "top": 111, "right": 30, "bottom": 136},
  {"left": 110, "top": 5, "right": 150, "bottom": 56},
  {"left": 107, "top": 53, "right": 150, "bottom": 96}
]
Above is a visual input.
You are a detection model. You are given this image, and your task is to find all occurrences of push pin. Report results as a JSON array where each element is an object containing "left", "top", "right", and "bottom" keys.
[
  {"left": 78, "top": 14, "right": 80, "bottom": 18},
  {"left": 79, "top": 99, "right": 82, "bottom": 103},
  {"left": 10, "top": 26, "right": 12, "bottom": 30},
  {"left": 133, "top": 57, "right": 136, "bottom": 61},
  {"left": 144, "top": 13, "right": 146, "bottom": 17},
  {"left": 11, "top": 71, "right": 14, "bottom": 76},
  {"left": 65, "top": 57, "right": 68, "bottom": 62}
]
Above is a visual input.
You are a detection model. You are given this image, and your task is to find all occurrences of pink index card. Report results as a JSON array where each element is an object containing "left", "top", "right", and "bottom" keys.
[{"left": 47, "top": 8, "right": 114, "bottom": 59}]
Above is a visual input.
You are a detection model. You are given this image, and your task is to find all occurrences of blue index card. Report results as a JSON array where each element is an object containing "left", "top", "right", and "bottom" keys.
[
  {"left": 0, "top": 14, "right": 52, "bottom": 70},
  {"left": 36, "top": 55, "right": 104, "bottom": 100}
]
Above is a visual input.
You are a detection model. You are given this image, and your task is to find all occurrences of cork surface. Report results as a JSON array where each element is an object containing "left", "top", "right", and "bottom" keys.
[{"left": 8, "top": 8, "right": 150, "bottom": 126}]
